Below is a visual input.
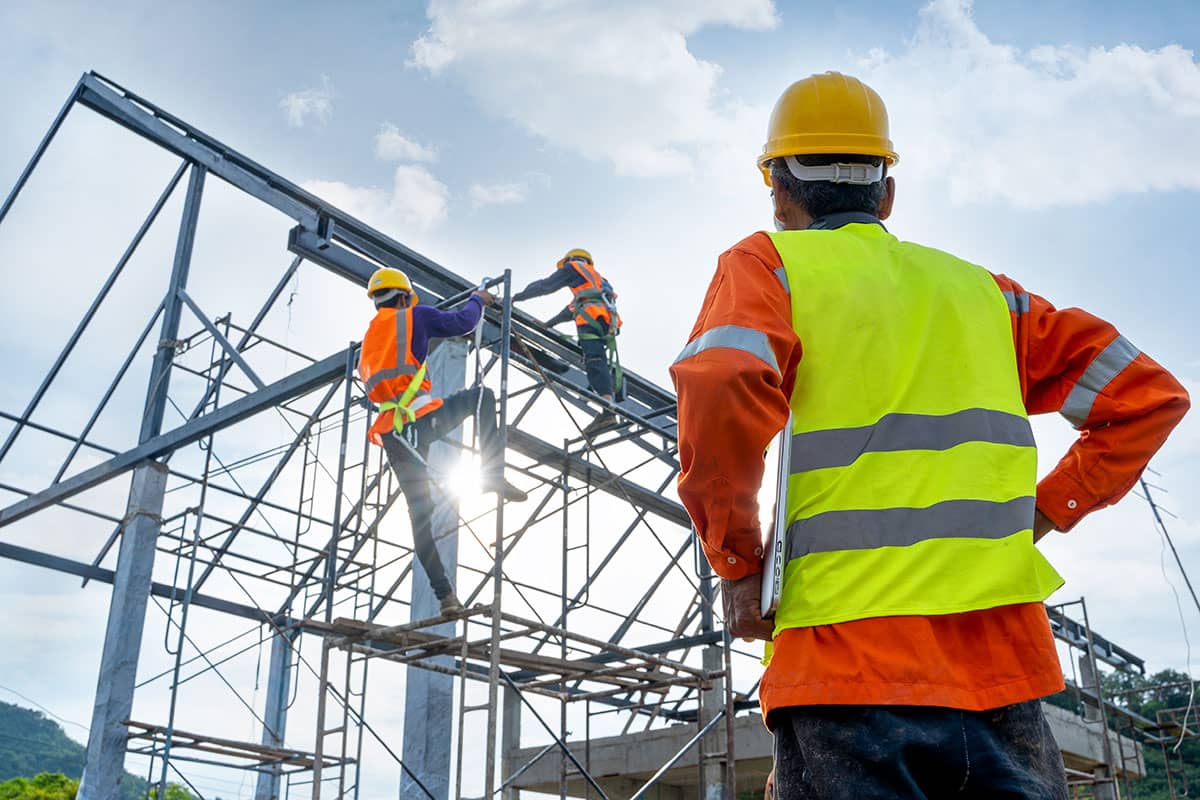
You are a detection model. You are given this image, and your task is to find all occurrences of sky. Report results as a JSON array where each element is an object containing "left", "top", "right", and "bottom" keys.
[{"left": 1, "top": 0, "right": 1199, "bottom": 797}]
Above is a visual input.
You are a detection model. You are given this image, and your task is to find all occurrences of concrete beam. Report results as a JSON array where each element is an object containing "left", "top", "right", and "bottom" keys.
[{"left": 507, "top": 702, "right": 1144, "bottom": 797}]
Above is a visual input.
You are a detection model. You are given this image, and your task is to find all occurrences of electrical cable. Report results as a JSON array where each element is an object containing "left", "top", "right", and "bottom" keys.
[
  {"left": 1141, "top": 477, "right": 1198, "bottom": 751},
  {"left": 0, "top": 683, "right": 88, "bottom": 732}
]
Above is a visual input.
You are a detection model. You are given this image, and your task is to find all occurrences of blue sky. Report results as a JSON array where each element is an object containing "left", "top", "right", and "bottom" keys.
[{"left": 1, "top": 1, "right": 1199, "bottom": 797}]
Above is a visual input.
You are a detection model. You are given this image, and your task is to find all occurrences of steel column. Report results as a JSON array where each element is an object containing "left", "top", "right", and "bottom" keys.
[
  {"left": 400, "top": 339, "right": 468, "bottom": 800},
  {"left": 78, "top": 165, "right": 206, "bottom": 800},
  {"left": 254, "top": 630, "right": 297, "bottom": 800}
]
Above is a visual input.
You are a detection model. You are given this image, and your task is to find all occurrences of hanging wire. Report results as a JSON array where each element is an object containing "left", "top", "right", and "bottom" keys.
[{"left": 1141, "top": 477, "right": 1198, "bottom": 751}]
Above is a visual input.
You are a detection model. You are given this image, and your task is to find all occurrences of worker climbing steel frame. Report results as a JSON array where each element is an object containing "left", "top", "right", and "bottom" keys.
[
  {"left": 0, "top": 72, "right": 1193, "bottom": 800},
  {"left": 0, "top": 71, "right": 740, "bottom": 799}
]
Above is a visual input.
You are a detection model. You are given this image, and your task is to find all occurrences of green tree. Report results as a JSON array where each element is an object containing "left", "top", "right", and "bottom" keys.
[
  {"left": 0, "top": 772, "right": 78, "bottom": 800},
  {"left": 145, "top": 784, "right": 197, "bottom": 800},
  {"left": 0, "top": 705, "right": 85, "bottom": 782},
  {"left": 1098, "top": 668, "right": 1199, "bottom": 800}
]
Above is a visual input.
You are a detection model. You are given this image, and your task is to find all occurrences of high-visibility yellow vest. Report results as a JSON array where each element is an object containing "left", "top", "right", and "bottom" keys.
[{"left": 768, "top": 223, "right": 1063, "bottom": 632}]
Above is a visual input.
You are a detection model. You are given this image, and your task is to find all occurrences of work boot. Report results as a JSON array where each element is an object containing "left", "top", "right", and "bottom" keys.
[
  {"left": 483, "top": 478, "right": 529, "bottom": 503},
  {"left": 439, "top": 593, "right": 464, "bottom": 615},
  {"left": 582, "top": 410, "right": 617, "bottom": 437}
]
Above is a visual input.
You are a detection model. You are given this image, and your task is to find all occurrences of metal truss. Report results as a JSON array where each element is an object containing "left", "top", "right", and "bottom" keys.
[{"left": 0, "top": 71, "right": 741, "bottom": 800}]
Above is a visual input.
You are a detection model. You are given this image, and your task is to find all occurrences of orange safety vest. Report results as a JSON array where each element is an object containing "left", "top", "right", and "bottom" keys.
[
  {"left": 358, "top": 307, "right": 443, "bottom": 445},
  {"left": 564, "top": 259, "right": 622, "bottom": 332}
]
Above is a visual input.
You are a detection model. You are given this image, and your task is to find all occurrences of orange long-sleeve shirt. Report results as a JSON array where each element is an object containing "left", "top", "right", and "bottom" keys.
[{"left": 670, "top": 230, "right": 1189, "bottom": 717}]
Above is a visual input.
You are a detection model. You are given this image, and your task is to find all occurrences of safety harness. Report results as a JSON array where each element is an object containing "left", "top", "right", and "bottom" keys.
[
  {"left": 380, "top": 361, "right": 429, "bottom": 433},
  {"left": 567, "top": 263, "right": 624, "bottom": 398}
]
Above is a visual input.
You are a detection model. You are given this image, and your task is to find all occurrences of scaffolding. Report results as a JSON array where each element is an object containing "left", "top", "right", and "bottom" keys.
[
  {"left": 0, "top": 71, "right": 742, "bottom": 799},
  {"left": 0, "top": 71, "right": 1194, "bottom": 800}
]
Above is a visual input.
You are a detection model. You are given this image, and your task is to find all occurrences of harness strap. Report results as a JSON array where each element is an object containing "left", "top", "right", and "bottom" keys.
[{"left": 379, "top": 361, "right": 429, "bottom": 432}]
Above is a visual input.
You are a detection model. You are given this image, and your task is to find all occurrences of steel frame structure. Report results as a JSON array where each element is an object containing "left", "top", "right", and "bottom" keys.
[
  {"left": 0, "top": 71, "right": 740, "bottom": 800},
  {"left": 0, "top": 72, "right": 1191, "bottom": 800}
]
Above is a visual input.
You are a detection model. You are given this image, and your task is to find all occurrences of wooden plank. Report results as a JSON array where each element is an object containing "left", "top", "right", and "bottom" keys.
[{"left": 122, "top": 720, "right": 338, "bottom": 766}]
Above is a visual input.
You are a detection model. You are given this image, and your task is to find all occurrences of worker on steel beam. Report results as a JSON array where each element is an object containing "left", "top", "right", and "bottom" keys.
[
  {"left": 671, "top": 71, "right": 1190, "bottom": 799},
  {"left": 359, "top": 267, "right": 528, "bottom": 615},
  {"left": 513, "top": 248, "right": 623, "bottom": 435}
]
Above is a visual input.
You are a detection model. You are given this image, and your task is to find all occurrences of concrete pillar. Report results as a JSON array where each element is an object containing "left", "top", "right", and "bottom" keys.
[
  {"left": 1078, "top": 655, "right": 1116, "bottom": 800},
  {"left": 78, "top": 165, "right": 205, "bottom": 800},
  {"left": 701, "top": 645, "right": 728, "bottom": 800},
  {"left": 1092, "top": 765, "right": 1116, "bottom": 800},
  {"left": 501, "top": 686, "right": 522, "bottom": 799},
  {"left": 400, "top": 339, "right": 468, "bottom": 800},
  {"left": 254, "top": 630, "right": 295, "bottom": 800},
  {"left": 1079, "top": 655, "right": 1101, "bottom": 723}
]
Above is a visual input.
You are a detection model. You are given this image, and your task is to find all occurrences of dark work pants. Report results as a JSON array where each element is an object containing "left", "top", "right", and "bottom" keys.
[
  {"left": 578, "top": 330, "right": 614, "bottom": 397},
  {"left": 771, "top": 700, "right": 1069, "bottom": 800},
  {"left": 380, "top": 386, "right": 502, "bottom": 600}
]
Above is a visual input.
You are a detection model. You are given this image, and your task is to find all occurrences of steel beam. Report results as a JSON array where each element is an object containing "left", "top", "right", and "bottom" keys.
[
  {"left": 0, "top": 161, "right": 187, "bottom": 464},
  {"left": 191, "top": 378, "right": 343, "bottom": 593},
  {"left": 176, "top": 289, "right": 266, "bottom": 390},
  {"left": 506, "top": 428, "right": 688, "bottom": 527},
  {"left": 0, "top": 77, "right": 83, "bottom": 227},
  {"left": 75, "top": 72, "right": 681, "bottom": 462},
  {"left": 0, "top": 541, "right": 287, "bottom": 625},
  {"left": 75, "top": 72, "right": 677, "bottom": 426},
  {"left": 0, "top": 347, "right": 350, "bottom": 529}
]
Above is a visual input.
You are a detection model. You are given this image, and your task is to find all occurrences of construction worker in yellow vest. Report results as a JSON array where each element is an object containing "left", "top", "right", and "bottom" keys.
[{"left": 671, "top": 72, "right": 1189, "bottom": 799}]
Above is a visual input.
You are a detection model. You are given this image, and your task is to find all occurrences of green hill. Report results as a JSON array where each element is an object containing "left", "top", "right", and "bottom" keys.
[
  {"left": 0, "top": 702, "right": 148, "bottom": 800},
  {"left": 0, "top": 704, "right": 85, "bottom": 784}
]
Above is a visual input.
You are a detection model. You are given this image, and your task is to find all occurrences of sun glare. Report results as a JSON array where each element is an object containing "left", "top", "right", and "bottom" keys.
[{"left": 445, "top": 454, "right": 482, "bottom": 500}]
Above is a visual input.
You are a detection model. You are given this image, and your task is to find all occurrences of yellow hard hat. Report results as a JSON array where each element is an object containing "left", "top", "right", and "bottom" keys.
[
  {"left": 757, "top": 72, "right": 898, "bottom": 186},
  {"left": 367, "top": 267, "right": 418, "bottom": 304},
  {"left": 557, "top": 247, "right": 592, "bottom": 268}
]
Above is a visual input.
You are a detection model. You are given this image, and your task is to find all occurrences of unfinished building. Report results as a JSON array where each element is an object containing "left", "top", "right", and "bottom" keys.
[{"left": 0, "top": 72, "right": 1191, "bottom": 800}]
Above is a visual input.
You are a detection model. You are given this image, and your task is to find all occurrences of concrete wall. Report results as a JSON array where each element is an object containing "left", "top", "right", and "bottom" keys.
[{"left": 506, "top": 702, "right": 1142, "bottom": 798}]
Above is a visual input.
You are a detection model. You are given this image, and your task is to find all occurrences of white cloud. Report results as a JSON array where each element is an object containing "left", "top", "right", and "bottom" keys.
[
  {"left": 468, "top": 181, "right": 528, "bottom": 208},
  {"left": 857, "top": 0, "right": 1200, "bottom": 208},
  {"left": 374, "top": 123, "right": 438, "bottom": 162},
  {"left": 280, "top": 75, "right": 334, "bottom": 127},
  {"left": 408, "top": 0, "right": 778, "bottom": 177},
  {"left": 304, "top": 164, "right": 449, "bottom": 232}
]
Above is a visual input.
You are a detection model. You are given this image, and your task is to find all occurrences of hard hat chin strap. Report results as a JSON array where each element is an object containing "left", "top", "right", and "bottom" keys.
[{"left": 784, "top": 156, "right": 882, "bottom": 185}]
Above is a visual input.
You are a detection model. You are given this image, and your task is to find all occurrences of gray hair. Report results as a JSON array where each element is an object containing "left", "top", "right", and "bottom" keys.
[{"left": 770, "top": 153, "right": 887, "bottom": 219}]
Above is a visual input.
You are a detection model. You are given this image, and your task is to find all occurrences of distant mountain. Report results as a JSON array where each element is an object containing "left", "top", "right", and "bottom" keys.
[
  {"left": 0, "top": 702, "right": 148, "bottom": 800},
  {"left": 0, "top": 703, "right": 84, "bottom": 783}
]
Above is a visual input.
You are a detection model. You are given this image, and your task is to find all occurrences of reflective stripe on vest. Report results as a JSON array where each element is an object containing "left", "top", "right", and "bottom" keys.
[
  {"left": 363, "top": 309, "right": 424, "bottom": 394},
  {"left": 768, "top": 224, "right": 1063, "bottom": 630},
  {"left": 359, "top": 307, "right": 433, "bottom": 438},
  {"left": 567, "top": 259, "right": 613, "bottom": 326},
  {"left": 789, "top": 408, "right": 1033, "bottom": 472}
]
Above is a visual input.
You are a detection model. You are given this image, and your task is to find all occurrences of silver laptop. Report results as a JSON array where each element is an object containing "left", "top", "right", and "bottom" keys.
[{"left": 761, "top": 413, "right": 792, "bottom": 619}]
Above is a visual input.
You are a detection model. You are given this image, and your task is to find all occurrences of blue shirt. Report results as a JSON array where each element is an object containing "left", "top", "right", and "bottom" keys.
[
  {"left": 408, "top": 295, "right": 483, "bottom": 362},
  {"left": 512, "top": 267, "right": 586, "bottom": 302}
]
